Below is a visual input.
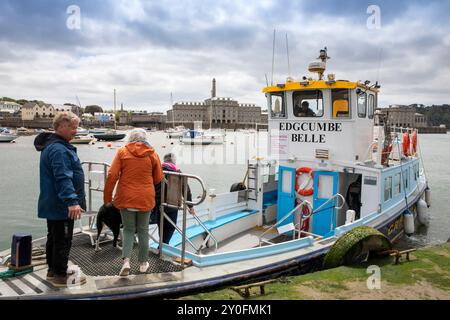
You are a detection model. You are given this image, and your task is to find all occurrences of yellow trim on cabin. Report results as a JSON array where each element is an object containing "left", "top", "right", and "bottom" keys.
[{"left": 262, "top": 80, "right": 378, "bottom": 93}]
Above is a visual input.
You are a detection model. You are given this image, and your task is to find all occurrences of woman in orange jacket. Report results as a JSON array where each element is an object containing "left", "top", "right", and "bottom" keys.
[{"left": 104, "top": 128, "right": 163, "bottom": 276}]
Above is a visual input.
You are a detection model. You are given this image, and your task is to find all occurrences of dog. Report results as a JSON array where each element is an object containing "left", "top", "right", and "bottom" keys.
[{"left": 95, "top": 203, "right": 122, "bottom": 251}]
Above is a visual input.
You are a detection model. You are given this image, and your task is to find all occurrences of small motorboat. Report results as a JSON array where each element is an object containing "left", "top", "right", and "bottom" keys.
[
  {"left": 179, "top": 129, "right": 225, "bottom": 145},
  {"left": 93, "top": 130, "right": 126, "bottom": 141},
  {"left": 15, "top": 127, "right": 34, "bottom": 136},
  {"left": 0, "top": 133, "right": 18, "bottom": 143},
  {"left": 70, "top": 135, "right": 96, "bottom": 145},
  {"left": 76, "top": 127, "right": 90, "bottom": 136}
]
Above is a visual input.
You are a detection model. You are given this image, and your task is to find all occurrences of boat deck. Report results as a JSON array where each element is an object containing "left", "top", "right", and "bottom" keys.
[{"left": 0, "top": 233, "right": 183, "bottom": 299}]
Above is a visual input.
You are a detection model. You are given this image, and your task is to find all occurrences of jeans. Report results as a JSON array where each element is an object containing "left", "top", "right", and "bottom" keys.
[
  {"left": 120, "top": 209, "right": 150, "bottom": 262},
  {"left": 46, "top": 219, "right": 74, "bottom": 276}
]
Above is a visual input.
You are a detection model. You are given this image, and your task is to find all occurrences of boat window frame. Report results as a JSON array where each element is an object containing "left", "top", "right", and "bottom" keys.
[
  {"left": 384, "top": 176, "right": 392, "bottom": 201},
  {"left": 357, "top": 91, "right": 367, "bottom": 118},
  {"left": 368, "top": 93, "right": 375, "bottom": 119},
  {"left": 403, "top": 168, "right": 409, "bottom": 190},
  {"left": 331, "top": 88, "right": 351, "bottom": 119},
  {"left": 268, "top": 92, "right": 287, "bottom": 119},
  {"left": 292, "top": 90, "right": 324, "bottom": 118}
]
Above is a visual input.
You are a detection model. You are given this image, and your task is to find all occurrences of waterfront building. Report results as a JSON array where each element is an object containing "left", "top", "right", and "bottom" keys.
[
  {"left": 166, "top": 79, "right": 265, "bottom": 129},
  {"left": 94, "top": 112, "right": 115, "bottom": 122},
  {"left": 377, "top": 104, "right": 427, "bottom": 128},
  {"left": 0, "top": 101, "right": 21, "bottom": 114}
]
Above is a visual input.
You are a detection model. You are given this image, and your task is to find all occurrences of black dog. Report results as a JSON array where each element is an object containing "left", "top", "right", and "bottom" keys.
[{"left": 95, "top": 203, "right": 122, "bottom": 251}]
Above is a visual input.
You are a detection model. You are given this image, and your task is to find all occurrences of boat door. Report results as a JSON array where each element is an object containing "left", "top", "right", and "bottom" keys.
[
  {"left": 276, "top": 166, "right": 296, "bottom": 231},
  {"left": 312, "top": 171, "right": 338, "bottom": 237}
]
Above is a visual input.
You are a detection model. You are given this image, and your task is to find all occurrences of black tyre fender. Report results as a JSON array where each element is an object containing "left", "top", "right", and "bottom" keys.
[{"left": 230, "top": 182, "right": 246, "bottom": 192}]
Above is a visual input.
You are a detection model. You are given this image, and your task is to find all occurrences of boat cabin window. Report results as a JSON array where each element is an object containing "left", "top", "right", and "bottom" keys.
[
  {"left": 357, "top": 91, "right": 367, "bottom": 118},
  {"left": 384, "top": 176, "right": 392, "bottom": 201},
  {"left": 331, "top": 89, "right": 350, "bottom": 118},
  {"left": 293, "top": 90, "right": 323, "bottom": 117},
  {"left": 393, "top": 173, "right": 401, "bottom": 195},
  {"left": 368, "top": 94, "right": 375, "bottom": 119},
  {"left": 268, "top": 92, "right": 286, "bottom": 118}
]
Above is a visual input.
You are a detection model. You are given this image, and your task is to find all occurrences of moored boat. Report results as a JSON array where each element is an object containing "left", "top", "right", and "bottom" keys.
[
  {"left": 92, "top": 130, "right": 126, "bottom": 141},
  {"left": 69, "top": 134, "right": 96, "bottom": 144},
  {"left": 0, "top": 48, "right": 430, "bottom": 300},
  {"left": 179, "top": 129, "right": 225, "bottom": 145}
]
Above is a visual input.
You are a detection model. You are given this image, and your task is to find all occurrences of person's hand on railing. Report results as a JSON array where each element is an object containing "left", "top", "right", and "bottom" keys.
[{"left": 189, "top": 207, "right": 196, "bottom": 215}]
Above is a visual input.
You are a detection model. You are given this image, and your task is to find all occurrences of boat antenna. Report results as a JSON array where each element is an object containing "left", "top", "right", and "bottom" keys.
[
  {"left": 285, "top": 33, "right": 291, "bottom": 77},
  {"left": 265, "top": 74, "right": 269, "bottom": 87},
  {"left": 375, "top": 47, "right": 383, "bottom": 88},
  {"left": 75, "top": 95, "right": 82, "bottom": 116},
  {"left": 271, "top": 29, "right": 276, "bottom": 85}
]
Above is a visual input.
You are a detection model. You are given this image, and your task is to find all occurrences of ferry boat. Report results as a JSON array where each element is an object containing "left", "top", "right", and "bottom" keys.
[{"left": 0, "top": 49, "right": 430, "bottom": 299}]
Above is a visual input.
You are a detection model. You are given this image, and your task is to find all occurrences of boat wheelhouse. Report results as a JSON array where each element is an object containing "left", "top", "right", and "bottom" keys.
[{"left": 0, "top": 49, "right": 430, "bottom": 299}]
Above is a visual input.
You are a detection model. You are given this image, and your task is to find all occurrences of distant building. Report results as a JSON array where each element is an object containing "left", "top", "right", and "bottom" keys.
[
  {"left": 377, "top": 105, "right": 427, "bottom": 128},
  {"left": 21, "top": 102, "right": 40, "bottom": 120},
  {"left": 167, "top": 79, "right": 264, "bottom": 128},
  {"left": 94, "top": 112, "right": 115, "bottom": 122},
  {"left": 0, "top": 101, "right": 21, "bottom": 114},
  {"left": 130, "top": 111, "right": 166, "bottom": 127},
  {"left": 51, "top": 104, "right": 72, "bottom": 116}
]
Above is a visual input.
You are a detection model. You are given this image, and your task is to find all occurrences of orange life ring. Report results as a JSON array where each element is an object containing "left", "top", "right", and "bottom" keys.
[
  {"left": 295, "top": 167, "right": 314, "bottom": 196},
  {"left": 411, "top": 131, "right": 418, "bottom": 154},
  {"left": 402, "top": 132, "right": 410, "bottom": 156}
]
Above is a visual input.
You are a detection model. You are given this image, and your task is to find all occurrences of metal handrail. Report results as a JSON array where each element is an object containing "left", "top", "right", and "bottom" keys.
[
  {"left": 259, "top": 193, "right": 346, "bottom": 246},
  {"left": 158, "top": 170, "right": 215, "bottom": 267},
  {"left": 294, "top": 193, "right": 345, "bottom": 238},
  {"left": 258, "top": 199, "right": 311, "bottom": 247}
]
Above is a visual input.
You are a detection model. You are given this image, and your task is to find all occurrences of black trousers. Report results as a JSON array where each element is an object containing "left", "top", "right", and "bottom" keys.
[
  {"left": 151, "top": 206, "right": 178, "bottom": 245},
  {"left": 46, "top": 219, "right": 74, "bottom": 276}
]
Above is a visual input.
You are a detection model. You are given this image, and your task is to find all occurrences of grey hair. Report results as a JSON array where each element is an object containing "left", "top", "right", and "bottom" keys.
[
  {"left": 163, "top": 152, "right": 176, "bottom": 163},
  {"left": 128, "top": 128, "right": 148, "bottom": 142},
  {"left": 53, "top": 112, "right": 80, "bottom": 130}
]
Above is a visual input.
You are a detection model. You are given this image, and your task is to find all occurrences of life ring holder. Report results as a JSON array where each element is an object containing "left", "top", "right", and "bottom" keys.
[
  {"left": 295, "top": 167, "right": 314, "bottom": 197},
  {"left": 402, "top": 132, "right": 410, "bottom": 156}
]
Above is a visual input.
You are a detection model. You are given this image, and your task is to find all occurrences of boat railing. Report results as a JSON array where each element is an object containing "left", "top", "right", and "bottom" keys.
[
  {"left": 79, "top": 161, "right": 111, "bottom": 245},
  {"left": 158, "top": 170, "right": 215, "bottom": 267},
  {"left": 258, "top": 193, "right": 345, "bottom": 246}
]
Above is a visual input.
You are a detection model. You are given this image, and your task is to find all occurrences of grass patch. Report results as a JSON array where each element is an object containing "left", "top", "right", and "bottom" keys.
[{"left": 177, "top": 243, "right": 450, "bottom": 300}]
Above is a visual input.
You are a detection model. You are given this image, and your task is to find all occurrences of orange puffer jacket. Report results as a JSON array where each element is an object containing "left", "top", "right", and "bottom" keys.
[{"left": 104, "top": 142, "right": 164, "bottom": 212}]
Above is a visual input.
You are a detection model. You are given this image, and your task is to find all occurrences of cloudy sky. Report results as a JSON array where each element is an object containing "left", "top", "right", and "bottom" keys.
[{"left": 0, "top": 0, "right": 449, "bottom": 112}]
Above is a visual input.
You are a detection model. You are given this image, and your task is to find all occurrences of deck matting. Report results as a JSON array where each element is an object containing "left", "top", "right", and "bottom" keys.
[{"left": 69, "top": 236, "right": 183, "bottom": 276}]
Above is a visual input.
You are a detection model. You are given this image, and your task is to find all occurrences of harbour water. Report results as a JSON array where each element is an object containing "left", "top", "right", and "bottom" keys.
[{"left": 0, "top": 131, "right": 448, "bottom": 250}]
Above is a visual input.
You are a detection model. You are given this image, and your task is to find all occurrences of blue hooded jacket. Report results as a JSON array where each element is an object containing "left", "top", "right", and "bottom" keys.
[{"left": 34, "top": 133, "right": 86, "bottom": 220}]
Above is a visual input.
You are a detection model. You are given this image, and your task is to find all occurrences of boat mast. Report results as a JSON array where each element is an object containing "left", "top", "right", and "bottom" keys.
[
  {"left": 170, "top": 92, "right": 174, "bottom": 128},
  {"left": 113, "top": 88, "right": 117, "bottom": 130}
]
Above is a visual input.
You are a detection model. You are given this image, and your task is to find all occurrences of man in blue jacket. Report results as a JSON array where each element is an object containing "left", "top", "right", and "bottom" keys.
[{"left": 34, "top": 112, "right": 86, "bottom": 287}]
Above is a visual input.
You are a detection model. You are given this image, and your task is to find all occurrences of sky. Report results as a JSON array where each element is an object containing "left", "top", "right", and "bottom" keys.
[{"left": 0, "top": 0, "right": 449, "bottom": 112}]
